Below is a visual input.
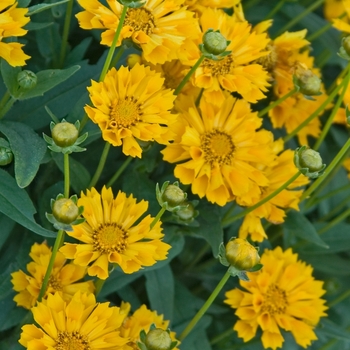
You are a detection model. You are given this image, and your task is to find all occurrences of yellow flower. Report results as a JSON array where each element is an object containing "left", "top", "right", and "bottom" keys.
[
  {"left": 324, "top": 0, "right": 347, "bottom": 20},
  {"left": 343, "top": 157, "right": 350, "bottom": 178},
  {"left": 10, "top": 242, "right": 94, "bottom": 310},
  {"left": 119, "top": 303, "right": 179, "bottom": 349},
  {"left": 190, "top": 8, "right": 270, "bottom": 105},
  {"left": 238, "top": 141, "right": 309, "bottom": 242},
  {"left": 0, "top": 0, "right": 30, "bottom": 66},
  {"left": 225, "top": 247, "right": 328, "bottom": 350},
  {"left": 60, "top": 186, "right": 171, "bottom": 279},
  {"left": 161, "top": 95, "right": 275, "bottom": 206},
  {"left": 76, "top": 0, "right": 200, "bottom": 64},
  {"left": 19, "top": 291, "right": 129, "bottom": 349},
  {"left": 85, "top": 64, "right": 176, "bottom": 158},
  {"left": 329, "top": 0, "right": 350, "bottom": 33}
]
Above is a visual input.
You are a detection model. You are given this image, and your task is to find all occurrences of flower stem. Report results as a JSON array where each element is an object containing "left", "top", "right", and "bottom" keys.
[
  {"left": 89, "top": 142, "right": 111, "bottom": 188},
  {"left": 64, "top": 153, "right": 70, "bottom": 197},
  {"left": 210, "top": 327, "right": 233, "bottom": 345},
  {"left": 311, "top": 182, "right": 350, "bottom": 208},
  {"left": 99, "top": 5, "right": 128, "bottom": 82},
  {"left": 313, "top": 66, "right": 350, "bottom": 151},
  {"left": 318, "top": 207, "right": 350, "bottom": 235},
  {"left": 174, "top": 55, "right": 205, "bottom": 95},
  {"left": 59, "top": 0, "right": 74, "bottom": 67},
  {"left": 150, "top": 207, "right": 166, "bottom": 229},
  {"left": 258, "top": 88, "right": 297, "bottom": 118},
  {"left": 222, "top": 171, "right": 301, "bottom": 228},
  {"left": 179, "top": 269, "right": 231, "bottom": 341},
  {"left": 0, "top": 96, "right": 15, "bottom": 119},
  {"left": 283, "top": 76, "right": 347, "bottom": 143},
  {"left": 263, "top": 0, "right": 284, "bottom": 20},
  {"left": 320, "top": 196, "right": 350, "bottom": 221},
  {"left": 106, "top": 156, "right": 133, "bottom": 188},
  {"left": 329, "top": 289, "right": 350, "bottom": 308},
  {"left": 276, "top": 0, "right": 325, "bottom": 36},
  {"left": 0, "top": 90, "right": 11, "bottom": 112},
  {"left": 109, "top": 46, "right": 125, "bottom": 70}
]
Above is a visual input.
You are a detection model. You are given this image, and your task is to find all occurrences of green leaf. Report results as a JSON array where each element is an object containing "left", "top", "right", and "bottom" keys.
[
  {"left": 0, "top": 60, "right": 21, "bottom": 97},
  {"left": 17, "top": 65, "right": 80, "bottom": 100},
  {"left": 317, "top": 319, "right": 350, "bottom": 342},
  {"left": 284, "top": 210, "right": 329, "bottom": 248},
  {"left": 145, "top": 264, "right": 174, "bottom": 321},
  {"left": 26, "top": 22, "right": 53, "bottom": 31},
  {"left": 0, "top": 294, "right": 27, "bottom": 331},
  {"left": 0, "top": 169, "right": 55, "bottom": 237},
  {"left": 0, "top": 121, "right": 47, "bottom": 188},
  {"left": 0, "top": 214, "right": 15, "bottom": 251},
  {"left": 66, "top": 38, "right": 92, "bottom": 66},
  {"left": 27, "top": 0, "right": 69, "bottom": 16}
]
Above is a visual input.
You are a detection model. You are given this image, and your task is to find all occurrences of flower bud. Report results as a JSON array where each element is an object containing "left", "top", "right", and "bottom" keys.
[
  {"left": 127, "top": 54, "right": 142, "bottom": 68},
  {"left": 118, "top": 0, "right": 145, "bottom": 8},
  {"left": 293, "top": 62, "right": 322, "bottom": 96},
  {"left": 17, "top": 70, "right": 37, "bottom": 89},
  {"left": 52, "top": 198, "right": 80, "bottom": 224},
  {"left": 225, "top": 238, "right": 260, "bottom": 271},
  {"left": 162, "top": 184, "right": 186, "bottom": 207},
  {"left": 0, "top": 146, "right": 13, "bottom": 165},
  {"left": 51, "top": 122, "right": 79, "bottom": 148},
  {"left": 175, "top": 202, "right": 195, "bottom": 221},
  {"left": 342, "top": 36, "right": 350, "bottom": 57},
  {"left": 145, "top": 329, "right": 173, "bottom": 350},
  {"left": 203, "top": 30, "right": 228, "bottom": 55},
  {"left": 294, "top": 145, "right": 326, "bottom": 178}
]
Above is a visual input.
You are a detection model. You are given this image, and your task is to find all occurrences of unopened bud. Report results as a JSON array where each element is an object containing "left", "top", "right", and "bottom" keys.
[
  {"left": 293, "top": 62, "right": 322, "bottom": 96},
  {"left": 17, "top": 70, "right": 37, "bottom": 89},
  {"left": 342, "top": 36, "right": 350, "bottom": 57},
  {"left": 52, "top": 198, "right": 80, "bottom": 224},
  {"left": 0, "top": 147, "right": 13, "bottom": 165},
  {"left": 225, "top": 238, "right": 260, "bottom": 271},
  {"left": 175, "top": 202, "right": 195, "bottom": 221},
  {"left": 294, "top": 146, "right": 326, "bottom": 178},
  {"left": 145, "top": 329, "right": 173, "bottom": 350},
  {"left": 203, "top": 30, "right": 228, "bottom": 55},
  {"left": 162, "top": 185, "right": 186, "bottom": 207},
  {"left": 52, "top": 122, "right": 79, "bottom": 148},
  {"left": 127, "top": 54, "right": 142, "bottom": 68}
]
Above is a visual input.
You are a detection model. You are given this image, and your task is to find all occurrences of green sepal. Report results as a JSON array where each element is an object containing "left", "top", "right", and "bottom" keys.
[
  {"left": 338, "top": 46, "right": 350, "bottom": 61},
  {"left": 156, "top": 181, "right": 188, "bottom": 212},
  {"left": 247, "top": 263, "right": 263, "bottom": 272},
  {"left": 218, "top": 242, "right": 230, "bottom": 267},
  {"left": 199, "top": 43, "right": 231, "bottom": 61},
  {"left": 118, "top": 0, "right": 146, "bottom": 8},
  {"left": 294, "top": 145, "right": 326, "bottom": 179}
]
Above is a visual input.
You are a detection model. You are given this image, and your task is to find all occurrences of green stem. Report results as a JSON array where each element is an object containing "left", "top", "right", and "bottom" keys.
[
  {"left": 106, "top": 156, "right": 133, "bottom": 188},
  {"left": 195, "top": 88, "right": 204, "bottom": 107},
  {"left": 0, "top": 96, "right": 15, "bottom": 119},
  {"left": 263, "top": 1, "right": 285, "bottom": 20},
  {"left": 179, "top": 270, "right": 231, "bottom": 341},
  {"left": 59, "top": 0, "right": 74, "bottom": 67},
  {"left": 329, "top": 289, "right": 350, "bottom": 308},
  {"left": 174, "top": 55, "right": 205, "bottom": 95},
  {"left": 318, "top": 207, "right": 350, "bottom": 235},
  {"left": 301, "top": 138, "right": 350, "bottom": 202},
  {"left": 109, "top": 46, "right": 125, "bottom": 69},
  {"left": 320, "top": 196, "right": 350, "bottom": 221},
  {"left": 150, "top": 207, "right": 166, "bottom": 230},
  {"left": 64, "top": 153, "right": 70, "bottom": 198},
  {"left": 89, "top": 142, "right": 111, "bottom": 188},
  {"left": 327, "top": 64, "right": 349, "bottom": 95},
  {"left": 310, "top": 183, "right": 350, "bottom": 208},
  {"left": 95, "top": 278, "right": 105, "bottom": 297},
  {"left": 222, "top": 172, "right": 301, "bottom": 227},
  {"left": 0, "top": 90, "right": 11, "bottom": 111},
  {"left": 283, "top": 76, "right": 347, "bottom": 143},
  {"left": 221, "top": 202, "right": 237, "bottom": 225},
  {"left": 276, "top": 0, "right": 325, "bottom": 36},
  {"left": 99, "top": 6, "right": 128, "bottom": 82},
  {"left": 258, "top": 88, "right": 297, "bottom": 118},
  {"left": 210, "top": 327, "right": 233, "bottom": 345},
  {"left": 313, "top": 67, "right": 350, "bottom": 151}
]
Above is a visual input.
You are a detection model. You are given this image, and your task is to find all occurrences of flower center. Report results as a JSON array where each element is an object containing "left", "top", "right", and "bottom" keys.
[
  {"left": 125, "top": 8, "right": 155, "bottom": 35},
  {"left": 201, "top": 55, "right": 234, "bottom": 76},
  {"left": 93, "top": 223, "right": 129, "bottom": 254},
  {"left": 55, "top": 331, "right": 90, "bottom": 350},
  {"left": 49, "top": 275, "right": 63, "bottom": 291},
  {"left": 261, "top": 284, "right": 288, "bottom": 315},
  {"left": 201, "top": 130, "right": 235, "bottom": 166},
  {"left": 108, "top": 97, "right": 142, "bottom": 129}
]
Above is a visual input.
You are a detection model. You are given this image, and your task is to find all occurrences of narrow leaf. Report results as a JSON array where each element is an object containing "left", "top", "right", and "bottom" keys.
[{"left": 27, "top": 0, "right": 69, "bottom": 16}]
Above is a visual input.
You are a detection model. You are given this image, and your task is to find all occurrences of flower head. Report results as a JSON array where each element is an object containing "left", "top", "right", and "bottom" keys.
[
  {"left": 76, "top": 0, "right": 200, "bottom": 64},
  {"left": 85, "top": 64, "right": 176, "bottom": 158},
  {"left": 0, "top": 0, "right": 30, "bottom": 66},
  {"left": 11, "top": 242, "right": 94, "bottom": 309},
  {"left": 225, "top": 247, "right": 328, "bottom": 349},
  {"left": 162, "top": 95, "right": 275, "bottom": 206},
  {"left": 19, "top": 291, "right": 129, "bottom": 349},
  {"left": 60, "top": 186, "right": 171, "bottom": 279}
]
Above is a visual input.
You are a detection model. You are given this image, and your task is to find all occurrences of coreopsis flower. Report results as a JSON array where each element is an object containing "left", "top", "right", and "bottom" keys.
[
  {"left": 185, "top": 0, "right": 241, "bottom": 15},
  {"left": 119, "top": 303, "right": 179, "bottom": 349},
  {"left": 225, "top": 247, "right": 328, "bottom": 350},
  {"left": 60, "top": 186, "right": 171, "bottom": 279},
  {"left": 190, "top": 8, "right": 270, "bottom": 105},
  {"left": 161, "top": 94, "right": 275, "bottom": 206},
  {"left": 10, "top": 242, "right": 94, "bottom": 309},
  {"left": 238, "top": 141, "right": 309, "bottom": 242},
  {"left": 324, "top": 0, "right": 347, "bottom": 20},
  {"left": 327, "top": 0, "right": 350, "bottom": 32},
  {"left": 76, "top": 0, "right": 200, "bottom": 64},
  {"left": 19, "top": 292, "right": 129, "bottom": 349},
  {"left": 85, "top": 64, "right": 177, "bottom": 158},
  {"left": 0, "top": 0, "right": 30, "bottom": 66}
]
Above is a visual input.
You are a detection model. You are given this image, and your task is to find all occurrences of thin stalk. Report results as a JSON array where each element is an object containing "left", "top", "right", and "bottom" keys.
[
  {"left": 329, "top": 289, "right": 350, "bottom": 308},
  {"left": 210, "top": 327, "right": 233, "bottom": 345},
  {"left": 0, "top": 96, "right": 15, "bottom": 119},
  {"left": 174, "top": 55, "right": 205, "bottom": 95},
  {"left": 276, "top": 0, "right": 325, "bottom": 36},
  {"left": 150, "top": 207, "right": 166, "bottom": 229},
  {"left": 106, "top": 156, "right": 133, "bottom": 188},
  {"left": 64, "top": 153, "right": 70, "bottom": 197},
  {"left": 327, "top": 64, "right": 349, "bottom": 95},
  {"left": 313, "top": 67, "right": 350, "bottom": 151},
  {"left": 320, "top": 196, "right": 350, "bottom": 221},
  {"left": 222, "top": 172, "right": 301, "bottom": 227},
  {"left": 263, "top": 1, "right": 285, "bottom": 20},
  {"left": 89, "top": 142, "right": 111, "bottom": 188},
  {"left": 318, "top": 207, "right": 350, "bottom": 235},
  {"left": 283, "top": 77, "right": 347, "bottom": 143},
  {"left": 179, "top": 270, "right": 231, "bottom": 341},
  {"left": 59, "top": 0, "right": 74, "bottom": 67},
  {"left": 99, "top": 6, "right": 128, "bottom": 82},
  {"left": 258, "top": 88, "right": 297, "bottom": 118},
  {"left": 301, "top": 138, "right": 350, "bottom": 202},
  {"left": 109, "top": 46, "right": 125, "bottom": 69},
  {"left": 310, "top": 183, "right": 350, "bottom": 208},
  {"left": 0, "top": 90, "right": 11, "bottom": 111},
  {"left": 221, "top": 202, "right": 237, "bottom": 225}
]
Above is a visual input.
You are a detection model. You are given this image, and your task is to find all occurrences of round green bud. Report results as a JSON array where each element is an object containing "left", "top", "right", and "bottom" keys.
[
  {"left": 162, "top": 185, "right": 186, "bottom": 207},
  {"left": 203, "top": 30, "right": 228, "bottom": 55},
  {"left": 343, "top": 36, "right": 350, "bottom": 57},
  {"left": 294, "top": 63, "right": 321, "bottom": 96},
  {"left": 175, "top": 202, "right": 195, "bottom": 221},
  {"left": 225, "top": 238, "right": 260, "bottom": 271},
  {"left": 145, "top": 329, "right": 172, "bottom": 350},
  {"left": 52, "top": 198, "right": 80, "bottom": 224},
  {"left": 17, "top": 70, "right": 37, "bottom": 89},
  {"left": 52, "top": 122, "right": 79, "bottom": 148},
  {"left": 299, "top": 148, "right": 323, "bottom": 172},
  {"left": 0, "top": 147, "right": 13, "bottom": 166}
]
